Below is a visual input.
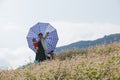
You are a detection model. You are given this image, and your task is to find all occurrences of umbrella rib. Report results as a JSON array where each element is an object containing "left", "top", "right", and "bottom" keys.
[
  {"left": 31, "top": 28, "right": 37, "bottom": 36},
  {"left": 47, "top": 42, "right": 54, "bottom": 48}
]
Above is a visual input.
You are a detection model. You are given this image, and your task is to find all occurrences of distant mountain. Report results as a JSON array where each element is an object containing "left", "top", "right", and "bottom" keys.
[{"left": 55, "top": 33, "right": 120, "bottom": 53}]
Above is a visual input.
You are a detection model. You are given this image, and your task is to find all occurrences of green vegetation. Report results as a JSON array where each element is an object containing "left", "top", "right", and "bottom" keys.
[{"left": 0, "top": 42, "right": 120, "bottom": 80}]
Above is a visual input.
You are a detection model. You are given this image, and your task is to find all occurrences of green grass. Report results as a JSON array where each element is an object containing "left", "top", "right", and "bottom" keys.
[{"left": 0, "top": 42, "right": 120, "bottom": 80}]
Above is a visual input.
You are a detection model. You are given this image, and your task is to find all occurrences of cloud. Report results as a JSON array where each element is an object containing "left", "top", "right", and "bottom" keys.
[
  {"left": 0, "top": 47, "right": 35, "bottom": 69},
  {"left": 0, "top": 58, "right": 9, "bottom": 70},
  {"left": 0, "top": 23, "right": 28, "bottom": 48},
  {"left": 0, "top": 22, "right": 25, "bottom": 32},
  {"left": 51, "top": 22, "right": 120, "bottom": 46}
]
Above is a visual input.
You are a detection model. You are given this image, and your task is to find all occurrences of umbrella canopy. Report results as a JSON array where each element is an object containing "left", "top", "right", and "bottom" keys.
[{"left": 26, "top": 22, "right": 59, "bottom": 54}]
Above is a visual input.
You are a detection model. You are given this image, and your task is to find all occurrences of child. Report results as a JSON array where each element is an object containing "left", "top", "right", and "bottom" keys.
[
  {"left": 47, "top": 50, "right": 55, "bottom": 60},
  {"left": 32, "top": 38, "right": 39, "bottom": 64},
  {"left": 50, "top": 50, "right": 55, "bottom": 60},
  {"left": 32, "top": 38, "right": 38, "bottom": 52}
]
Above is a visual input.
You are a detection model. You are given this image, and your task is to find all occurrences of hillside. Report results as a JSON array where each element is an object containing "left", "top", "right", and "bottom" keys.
[
  {"left": 56, "top": 33, "right": 120, "bottom": 52},
  {"left": 0, "top": 41, "right": 120, "bottom": 80}
]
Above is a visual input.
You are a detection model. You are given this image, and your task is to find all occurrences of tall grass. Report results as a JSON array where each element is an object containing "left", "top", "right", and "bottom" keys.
[{"left": 0, "top": 42, "right": 120, "bottom": 80}]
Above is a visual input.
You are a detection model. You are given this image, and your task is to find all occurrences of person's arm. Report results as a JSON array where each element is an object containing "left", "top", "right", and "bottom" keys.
[{"left": 44, "top": 32, "right": 49, "bottom": 39}]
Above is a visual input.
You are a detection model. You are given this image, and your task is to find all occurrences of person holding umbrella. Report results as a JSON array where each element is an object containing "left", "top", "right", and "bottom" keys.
[
  {"left": 36, "top": 32, "right": 49, "bottom": 63},
  {"left": 27, "top": 22, "right": 59, "bottom": 64}
]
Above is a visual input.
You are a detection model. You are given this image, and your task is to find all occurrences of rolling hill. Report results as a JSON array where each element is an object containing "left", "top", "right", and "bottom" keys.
[{"left": 55, "top": 33, "right": 120, "bottom": 53}]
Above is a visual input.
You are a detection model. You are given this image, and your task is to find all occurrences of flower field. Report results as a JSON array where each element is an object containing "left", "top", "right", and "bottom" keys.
[{"left": 0, "top": 42, "right": 120, "bottom": 80}]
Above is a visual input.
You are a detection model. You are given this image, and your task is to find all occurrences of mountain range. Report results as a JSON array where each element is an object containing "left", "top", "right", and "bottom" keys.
[{"left": 55, "top": 33, "right": 120, "bottom": 53}]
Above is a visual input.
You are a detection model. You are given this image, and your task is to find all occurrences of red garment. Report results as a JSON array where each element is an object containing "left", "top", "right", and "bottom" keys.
[{"left": 33, "top": 42, "right": 38, "bottom": 48}]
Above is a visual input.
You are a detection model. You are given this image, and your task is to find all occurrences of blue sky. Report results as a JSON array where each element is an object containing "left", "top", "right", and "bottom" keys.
[{"left": 0, "top": 0, "right": 120, "bottom": 69}]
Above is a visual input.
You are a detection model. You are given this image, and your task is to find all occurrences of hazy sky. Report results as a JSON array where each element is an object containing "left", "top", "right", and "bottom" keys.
[{"left": 0, "top": 0, "right": 120, "bottom": 69}]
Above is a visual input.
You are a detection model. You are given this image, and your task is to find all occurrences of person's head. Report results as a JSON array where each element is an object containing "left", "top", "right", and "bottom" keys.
[
  {"left": 38, "top": 33, "right": 43, "bottom": 39},
  {"left": 32, "top": 38, "right": 37, "bottom": 42}
]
